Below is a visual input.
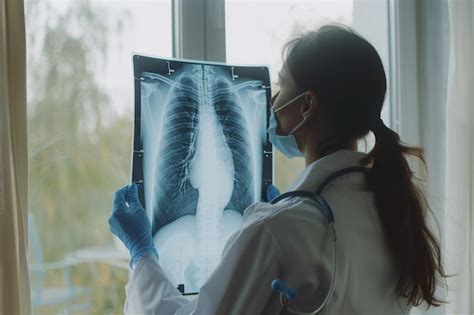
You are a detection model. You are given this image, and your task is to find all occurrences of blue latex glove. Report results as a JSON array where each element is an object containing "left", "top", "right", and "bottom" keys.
[
  {"left": 265, "top": 184, "right": 281, "bottom": 202},
  {"left": 108, "top": 183, "right": 158, "bottom": 269}
]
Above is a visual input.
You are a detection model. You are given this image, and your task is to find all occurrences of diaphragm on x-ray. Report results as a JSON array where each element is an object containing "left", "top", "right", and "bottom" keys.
[{"left": 131, "top": 55, "right": 273, "bottom": 294}]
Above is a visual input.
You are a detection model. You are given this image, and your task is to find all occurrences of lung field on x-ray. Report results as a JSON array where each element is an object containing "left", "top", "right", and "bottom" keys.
[
  {"left": 151, "top": 74, "right": 201, "bottom": 235},
  {"left": 150, "top": 70, "right": 256, "bottom": 235},
  {"left": 140, "top": 63, "right": 265, "bottom": 293},
  {"left": 212, "top": 77, "right": 255, "bottom": 213}
]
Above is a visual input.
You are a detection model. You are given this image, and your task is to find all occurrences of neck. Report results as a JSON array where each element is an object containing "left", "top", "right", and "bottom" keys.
[{"left": 302, "top": 138, "right": 358, "bottom": 167}]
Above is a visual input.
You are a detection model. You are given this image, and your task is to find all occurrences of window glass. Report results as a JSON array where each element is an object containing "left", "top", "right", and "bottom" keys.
[
  {"left": 226, "top": 0, "right": 390, "bottom": 190},
  {"left": 25, "top": 0, "right": 171, "bottom": 313}
]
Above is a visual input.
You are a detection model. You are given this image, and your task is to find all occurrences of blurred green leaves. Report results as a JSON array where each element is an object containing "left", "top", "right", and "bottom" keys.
[{"left": 26, "top": 0, "right": 132, "bottom": 313}]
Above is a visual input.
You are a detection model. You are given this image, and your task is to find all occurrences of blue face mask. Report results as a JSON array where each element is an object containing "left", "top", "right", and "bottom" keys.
[{"left": 267, "top": 92, "right": 308, "bottom": 158}]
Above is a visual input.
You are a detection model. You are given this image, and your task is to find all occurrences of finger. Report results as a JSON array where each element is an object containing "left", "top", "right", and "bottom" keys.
[
  {"left": 112, "top": 185, "right": 129, "bottom": 212},
  {"left": 108, "top": 217, "right": 116, "bottom": 233},
  {"left": 269, "top": 184, "right": 281, "bottom": 194},
  {"left": 266, "top": 184, "right": 280, "bottom": 201},
  {"left": 125, "top": 183, "right": 142, "bottom": 209},
  {"left": 271, "top": 184, "right": 280, "bottom": 192}
]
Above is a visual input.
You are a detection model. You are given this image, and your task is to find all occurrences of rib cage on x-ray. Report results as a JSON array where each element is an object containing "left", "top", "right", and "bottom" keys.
[
  {"left": 151, "top": 68, "right": 255, "bottom": 235},
  {"left": 134, "top": 57, "right": 270, "bottom": 294}
]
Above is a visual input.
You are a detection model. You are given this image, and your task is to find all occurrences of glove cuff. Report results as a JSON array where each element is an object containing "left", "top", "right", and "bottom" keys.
[{"left": 130, "top": 246, "right": 159, "bottom": 270}]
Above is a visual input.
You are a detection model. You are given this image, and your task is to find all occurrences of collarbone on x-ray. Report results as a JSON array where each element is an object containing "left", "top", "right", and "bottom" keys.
[{"left": 133, "top": 56, "right": 272, "bottom": 294}]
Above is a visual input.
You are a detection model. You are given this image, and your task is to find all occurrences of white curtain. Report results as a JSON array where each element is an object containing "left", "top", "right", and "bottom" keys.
[
  {"left": 443, "top": 0, "right": 473, "bottom": 312},
  {"left": 412, "top": 0, "right": 473, "bottom": 314},
  {"left": 0, "top": 0, "right": 31, "bottom": 314}
]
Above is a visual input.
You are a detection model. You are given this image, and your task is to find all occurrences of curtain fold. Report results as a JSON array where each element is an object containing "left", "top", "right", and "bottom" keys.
[
  {"left": 412, "top": 0, "right": 473, "bottom": 314},
  {"left": 443, "top": 0, "right": 473, "bottom": 312},
  {"left": 0, "top": 0, "right": 31, "bottom": 314}
]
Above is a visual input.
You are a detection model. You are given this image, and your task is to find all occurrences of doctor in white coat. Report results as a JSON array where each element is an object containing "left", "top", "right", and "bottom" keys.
[{"left": 108, "top": 24, "right": 447, "bottom": 315}]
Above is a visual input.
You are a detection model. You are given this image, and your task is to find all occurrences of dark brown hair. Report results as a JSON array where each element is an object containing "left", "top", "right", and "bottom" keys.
[{"left": 282, "top": 23, "right": 447, "bottom": 308}]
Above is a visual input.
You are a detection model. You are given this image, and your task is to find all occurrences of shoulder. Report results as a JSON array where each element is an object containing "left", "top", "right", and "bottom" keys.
[
  {"left": 225, "top": 201, "right": 305, "bottom": 250},
  {"left": 221, "top": 206, "right": 285, "bottom": 264},
  {"left": 241, "top": 199, "right": 331, "bottom": 255},
  {"left": 244, "top": 199, "right": 328, "bottom": 227},
  {"left": 233, "top": 202, "right": 281, "bottom": 240},
  {"left": 243, "top": 201, "right": 284, "bottom": 221}
]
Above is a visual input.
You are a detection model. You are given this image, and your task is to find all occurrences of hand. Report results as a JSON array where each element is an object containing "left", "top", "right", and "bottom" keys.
[
  {"left": 264, "top": 184, "right": 281, "bottom": 202},
  {"left": 108, "top": 183, "right": 158, "bottom": 268}
]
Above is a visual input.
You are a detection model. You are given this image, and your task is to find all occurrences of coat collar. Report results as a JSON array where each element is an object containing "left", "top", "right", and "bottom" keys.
[{"left": 287, "top": 149, "right": 368, "bottom": 192}]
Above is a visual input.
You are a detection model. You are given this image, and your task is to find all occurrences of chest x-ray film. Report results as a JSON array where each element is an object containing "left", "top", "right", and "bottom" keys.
[{"left": 131, "top": 55, "right": 273, "bottom": 295}]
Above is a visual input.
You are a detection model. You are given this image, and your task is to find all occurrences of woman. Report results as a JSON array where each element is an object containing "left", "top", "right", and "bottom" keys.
[{"left": 108, "top": 24, "right": 447, "bottom": 314}]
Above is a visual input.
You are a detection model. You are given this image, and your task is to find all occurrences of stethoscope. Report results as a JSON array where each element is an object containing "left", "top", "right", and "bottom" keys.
[{"left": 269, "top": 166, "right": 367, "bottom": 314}]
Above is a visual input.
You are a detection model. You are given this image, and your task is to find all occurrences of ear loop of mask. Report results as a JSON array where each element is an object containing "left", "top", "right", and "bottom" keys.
[{"left": 274, "top": 91, "right": 308, "bottom": 135}]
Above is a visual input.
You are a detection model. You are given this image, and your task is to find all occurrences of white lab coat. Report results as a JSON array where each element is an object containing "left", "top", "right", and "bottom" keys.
[{"left": 123, "top": 149, "right": 413, "bottom": 315}]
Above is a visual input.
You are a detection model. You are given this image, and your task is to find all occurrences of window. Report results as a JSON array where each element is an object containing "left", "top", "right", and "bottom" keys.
[
  {"left": 26, "top": 1, "right": 391, "bottom": 312},
  {"left": 226, "top": 0, "right": 391, "bottom": 191},
  {"left": 25, "top": 0, "right": 171, "bottom": 313}
]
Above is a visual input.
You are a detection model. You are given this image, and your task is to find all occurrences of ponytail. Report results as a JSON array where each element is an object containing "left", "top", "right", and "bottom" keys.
[{"left": 361, "top": 119, "right": 448, "bottom": 307}]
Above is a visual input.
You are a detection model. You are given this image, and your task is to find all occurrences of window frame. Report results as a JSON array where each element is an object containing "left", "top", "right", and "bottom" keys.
[
  {"left": 174, "top": 0, "right": 419, "bottom": 141},
  {"left": 174, "top": 0, "right": 404, "bottom": 136},
  {"left": 387, "top": 0, "right": 420, "bottom": 145},
  {"left": 172, "top": 0, "right": 226, "bottom": 62}
]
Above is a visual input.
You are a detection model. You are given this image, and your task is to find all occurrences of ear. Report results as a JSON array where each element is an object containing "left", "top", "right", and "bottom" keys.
[{"left": 301, "top": 90, "right": 319, "bottom": 120}]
